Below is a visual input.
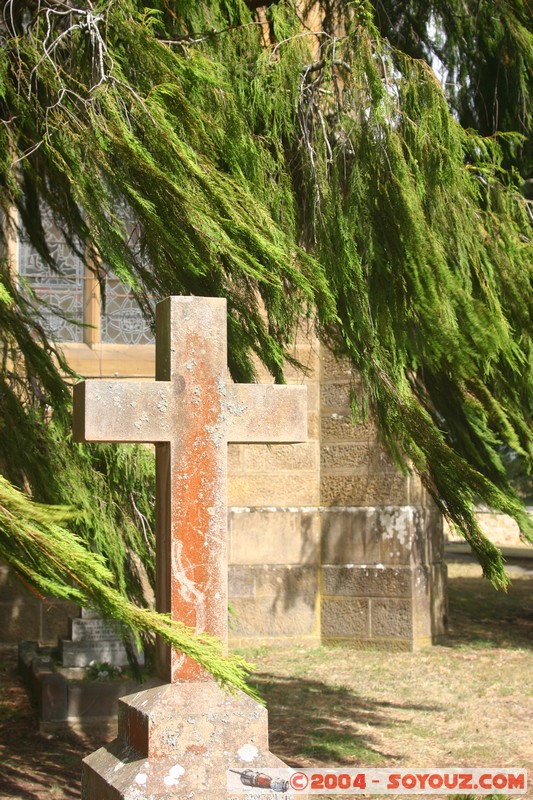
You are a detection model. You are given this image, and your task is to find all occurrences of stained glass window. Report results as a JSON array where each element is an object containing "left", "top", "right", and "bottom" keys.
[
  {"left": 100, "top": 272, "right": 154, "bottom": 345},
  {"left": 17, "top": 203, "right": 155, "bottom": 346},
  {"left": 99, "top": 203, "right": 154, "bottom": 345},
  {"left": 18, "top": 205, "right": 84, "bottom": 342}
]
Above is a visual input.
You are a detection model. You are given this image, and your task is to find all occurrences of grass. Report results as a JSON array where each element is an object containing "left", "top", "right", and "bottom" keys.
[
  {"left": 238, "top": 558, "right": 532, "bottom": 800},
  {"left": 446, "top": 561, "right": 532, "bottom": 649},
  {"left": 302, "top": 730, "right": 386, "bottom": 763},
  {"left": 0, "top": 556, "right": 530, "bottom": 799}
]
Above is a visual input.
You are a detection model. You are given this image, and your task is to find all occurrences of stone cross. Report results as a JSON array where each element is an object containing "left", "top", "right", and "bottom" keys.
[{"left": 73, "top": 296, "right": 306, "bottom": 683}]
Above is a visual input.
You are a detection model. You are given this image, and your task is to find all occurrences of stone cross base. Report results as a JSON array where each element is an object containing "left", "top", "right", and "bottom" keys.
[{"left": 82, "top": 682, "right": 303, "bottom": 800}]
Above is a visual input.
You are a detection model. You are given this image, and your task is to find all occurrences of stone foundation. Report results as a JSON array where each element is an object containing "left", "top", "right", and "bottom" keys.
[
  {"left": 321, "top": 505, "right": 446, "bottom": 649},
  {"left": 228, "top": 508, "right": 321, "bottom": 646},
  {"left": 1, "top": 502, "right": 446, "bottom": 654},
  {"left": 228, "top": 504, "right": 446, "bottom": 650}
]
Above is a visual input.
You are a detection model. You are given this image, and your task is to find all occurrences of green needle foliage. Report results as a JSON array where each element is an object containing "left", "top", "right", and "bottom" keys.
[
  {"left": 369, "top": 0, "right": 533, "bottom": 176},
  {"left": 0, "top": 475, "right": 257, "bottom": 696},
  {"left": 0, "top": 0, "right": 532, "bottom": 684}
]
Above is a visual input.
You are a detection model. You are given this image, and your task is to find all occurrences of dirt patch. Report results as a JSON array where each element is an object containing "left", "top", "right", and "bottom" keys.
[
  {"left": 0, "top": 654, "right": 109, "bottom": 799},
  {"left": 0, "top": 558, "right": 531, "bottom": 799}
]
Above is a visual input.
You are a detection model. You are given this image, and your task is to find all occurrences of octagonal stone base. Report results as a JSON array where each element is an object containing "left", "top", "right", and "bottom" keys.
[{"left": 82, "top": 681, "right": 301, "bottom": 800}]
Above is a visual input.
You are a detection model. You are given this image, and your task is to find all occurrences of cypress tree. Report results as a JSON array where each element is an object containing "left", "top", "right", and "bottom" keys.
[{"left": 0, "top": 1, "right": 531, "bottom": 687}]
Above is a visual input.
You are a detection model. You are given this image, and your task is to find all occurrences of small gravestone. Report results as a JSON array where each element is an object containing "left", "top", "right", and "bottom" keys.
[
  {"left": 60, "top": 608, "right": 144, "bottom": 668},
  {"left": 74, "top": 297, "right": 307, "bottom": 799}
]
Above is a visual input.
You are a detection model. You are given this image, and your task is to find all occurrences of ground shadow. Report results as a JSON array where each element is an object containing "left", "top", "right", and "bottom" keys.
[
  {"left": 445, "top": 559, "right": 533, "bottom": 650},
  {"left": 1, "top": 559, "right": 532, "bottom": 798},
  {"left": 247, "top": 671, "right": 441, "bottom": 768},
  {"left": 0, "top": 653, "right": 110, "bottom": 800}
]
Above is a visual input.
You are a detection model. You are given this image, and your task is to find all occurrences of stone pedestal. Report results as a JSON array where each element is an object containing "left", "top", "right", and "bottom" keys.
[{"left": 82, "top": 681, "right": 301, "bottom": 800}]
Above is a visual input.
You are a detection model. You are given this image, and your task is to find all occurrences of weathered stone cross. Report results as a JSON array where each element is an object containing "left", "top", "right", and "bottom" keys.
[{"left": 73, "top": 296, "right": 306, "bottom": 683}]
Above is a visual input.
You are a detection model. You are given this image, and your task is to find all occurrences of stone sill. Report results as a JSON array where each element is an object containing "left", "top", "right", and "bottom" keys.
[{"left": 59, "top": 342, "right": 155, "bottom": 379}]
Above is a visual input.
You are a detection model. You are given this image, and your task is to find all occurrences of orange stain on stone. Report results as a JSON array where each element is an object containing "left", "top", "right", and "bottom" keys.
[{"left": 169, "top": 333, "right": 225, "bottom": 682}]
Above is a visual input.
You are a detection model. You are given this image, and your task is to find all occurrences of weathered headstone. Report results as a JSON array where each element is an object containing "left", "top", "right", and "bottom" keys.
[
  {"left": 74, "top": 296, "right": 307, "bottom": 799},
  {"left": 60, "top": 608, "right": 144, "bottom": 668}
]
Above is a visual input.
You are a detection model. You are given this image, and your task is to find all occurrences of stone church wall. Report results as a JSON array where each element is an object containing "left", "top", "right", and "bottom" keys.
[
  {"left": 226, "top": 330, "right": 447, "bottom": 650},
  {"left": 0, "top": 327, "right": 448, "bottom": 652}
]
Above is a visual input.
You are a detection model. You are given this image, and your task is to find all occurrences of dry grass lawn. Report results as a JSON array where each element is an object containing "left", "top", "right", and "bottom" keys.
[
  {"left": 241, "top": 558, "right": 533, "bottom": 799},
  {"left": 0, "top": 557, "right": 531, "bottom": 799}
]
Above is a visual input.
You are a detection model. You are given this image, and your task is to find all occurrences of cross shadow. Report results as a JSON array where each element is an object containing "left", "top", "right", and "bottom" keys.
[{"left": 247, "top": 671, "right": 441, "bottom": 768}]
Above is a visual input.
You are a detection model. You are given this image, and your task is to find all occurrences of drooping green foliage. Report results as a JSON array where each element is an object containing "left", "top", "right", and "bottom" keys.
[
  {"left": 0, "top": 270, "right": 156, "bottom": 605},
  {"left": 291, "top": 20, "right": 533, "bottom": 579},
  {"left": 0, "top": 474, "right": 257, "bottom": 696},
  {"left": 0, "top": 0, "right": 531, "bottom": 684},
  {"left": 368, "top": 0, "right": 533, "bottom": 177}
]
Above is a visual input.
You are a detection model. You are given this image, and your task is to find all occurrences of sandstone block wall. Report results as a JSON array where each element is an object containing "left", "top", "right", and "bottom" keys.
[
  {"left": 0, "top": 561, "right": 77, "bottom": 645},
  {"left": 228, "top": 322, "right": 321, "bottom": 509},
  {"left": 228, "top": 509, "right": 321, "bottom": 645},
  {"left": 319, "top": 507, "right": 446, "bottom": 650},
  {"left": 227, "top": 324, "right": 323, "bottom": 647},
  {"left": 225, "top": 338, "right": 447, "bottom": 650},
  {"left": 319, "top": 348, "right": 422, "bottom": 506},
  {"left": 316, "top": 346, "right": 446, "bottom": 650},
  {"left": 1, "top": 332, "right": 449, "bottom": 653}
]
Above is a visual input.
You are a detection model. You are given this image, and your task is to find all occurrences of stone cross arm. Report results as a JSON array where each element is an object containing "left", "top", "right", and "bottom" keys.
[
  {"left": 73, "top": 381, "right": 306, "bottom": 445},
  {"left": 72, "top": 296, "right": 307, "bottom": 683}
]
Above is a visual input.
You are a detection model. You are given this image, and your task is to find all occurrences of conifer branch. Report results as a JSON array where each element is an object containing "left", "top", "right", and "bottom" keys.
[
  {"left": 0, "top": 0, "right": 531, "bottom": 684},
  {"left": 0, "top": 475, "right": 258, "bottom": 697}
]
